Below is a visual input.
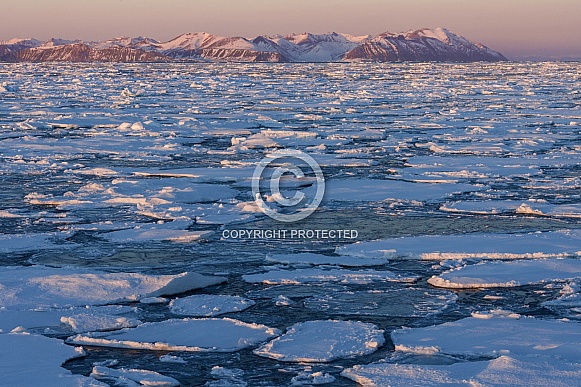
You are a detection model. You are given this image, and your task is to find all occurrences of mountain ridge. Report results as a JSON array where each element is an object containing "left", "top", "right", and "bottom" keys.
[{"left": 0, "top": 28, "right": 507, "bottom": 63}]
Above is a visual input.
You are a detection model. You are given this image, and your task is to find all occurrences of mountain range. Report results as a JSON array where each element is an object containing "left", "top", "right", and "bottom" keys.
[{"left": 0, "top": 28, "right": 506, "bottom": 63}]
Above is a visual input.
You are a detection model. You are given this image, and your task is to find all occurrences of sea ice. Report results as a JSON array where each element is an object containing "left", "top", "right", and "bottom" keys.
[
  {"left": 0, "top": 266, "right": 226, "bottom": 309},
  {"left": 428, "top": 258, "right": 581, "bottom": 289},
  {"left": 68, "top": 318, "right": 280, "bottom": 352},
  {"left": 304, "top": 288, "right": 457, "bottom": 317},
  {"left": 0, "top": 332, "right": 105, "bottom": 386},
  {"left": 90, "top": 366, "right": 180, "bottom": 387},
  {"left": 243, "top": 268, "right": 415, "bottom": 285},
  {"left": 254, "top": 320, "right": 385, "bottom": 362},
  {"left": 61, "top": 313, "right": 142, "bottom": 333},
  {"left": 169, "top": 294, "right": 255, "bottom": 316},
  {"left": 342, "top": 355, "right": 581, "bottom": 387},
  {"left": 391, "top": 312, "right": 581, "bottom": 360},
  {"left": 291, "top": 371, "right": 336, "bottom": 385},
  {"left": 337, "top": 230, "right": 581, "bottom": 260}
]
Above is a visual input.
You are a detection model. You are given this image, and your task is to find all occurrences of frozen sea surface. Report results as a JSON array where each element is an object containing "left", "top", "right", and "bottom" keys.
[{"left": 1, "top": 62, "right": 580, "bottom": 385}]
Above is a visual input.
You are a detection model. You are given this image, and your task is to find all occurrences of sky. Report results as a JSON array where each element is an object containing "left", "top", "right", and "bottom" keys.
[{"left": 2, "top": 0, "right": 581, "bottom": 60}]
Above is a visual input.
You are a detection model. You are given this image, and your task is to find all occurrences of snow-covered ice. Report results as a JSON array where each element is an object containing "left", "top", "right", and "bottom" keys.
[
  {"left": 243, "top": 268, "right": 415, "bottom": 285},
  {"left": 0, "top": 266, "right": 226, "bottom": 309},
  {"left": 342, "top": 312, "right": 581, "bottom": 386},
  {"left": 342, "top": 355, "right": 581, "bottom": 387},
  {"left": 391, "top": 311, "right": 581, "bottom": 360},
  {"left": 337, "top": 230, "right": 581, "bottom": 260},
  {"left": 254, "top": 320, "right": 385, "bottom": 362},
  {"left": 91, "top": 366, "right": 180, "bottom": 387},
  {"left": 290, "top": 371, "right": 336, "bottom": 385},
  {"left": 169, "top": 294, "right": 255, "bottom": 316},
  {"left": 2, "top": 61, "right": 581, "bottom": 385},
  {"left": 304, "top": 288, "right": 457, "bottom": 317},
  {"left": 0, "top": 332, "right": 105, "bottom": 386},
  {"left": 68, "top": 318, "right": 280, "bottom": 352},
  {"left": 429, "top": 258, "right": 581, "bottom": 289}
]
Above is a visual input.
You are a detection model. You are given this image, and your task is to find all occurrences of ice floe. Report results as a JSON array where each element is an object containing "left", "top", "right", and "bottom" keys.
[
  {"left": 290, "top": 371, "right": 336, "bottom": 385},
  {"left": 0, "top": 266, "right": 226, "bottom": 309},
  {"left": 441, "top": 200, "right": 581, "bottom": 218},
  {"left": 61, "top": 313, "right": 142, "bottom": 333},
  {"left": 337, "top": 230, "right": 581, "bottom": 260},
  {"left": 342, "top": 355, "right": 581, "bottom": 387},
  {"left": 169, "top": 294, "right": 255, "bottom": 316},
  {"left": 391, "top": 311, "right": 581, "bottom": 360},
  {"left": 429, "top": 258, "right": 581, "bottom": 289},
  {"left": 68, "top": 318, "right": 280, "bottom": 352},
  {"left": 90, "top": 366, "right": 179, "bottom": 387},
  {"left": 0, "top": 332, "right": 105, "bottom": 386},
  {"left": 343, "top": 312, "right": 581, "bottom": 386},
  {"left": 254, "top": 320, "right": 384, "bottom": 362},
  {"left": 304, "top": 288, "right": 457, "bottom": 317},
  {"left": 243, "top": 268, "right": 415, "bottom": 285}
]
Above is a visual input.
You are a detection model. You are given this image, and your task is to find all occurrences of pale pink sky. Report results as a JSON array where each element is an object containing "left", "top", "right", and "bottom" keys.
[{"left": 2, "top": 0, "right": 581, "bottom": 59}]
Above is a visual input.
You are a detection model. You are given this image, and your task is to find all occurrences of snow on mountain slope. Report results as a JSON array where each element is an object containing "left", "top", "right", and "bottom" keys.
[
  {"left": 273, "top": 32, "right": 369, "bottom": 61},
  {"left": 344, "top": 27, "right": 506, "bottom": 62},
  {"left": 1, "top": 28, "right": 506, "bottom": 62}
]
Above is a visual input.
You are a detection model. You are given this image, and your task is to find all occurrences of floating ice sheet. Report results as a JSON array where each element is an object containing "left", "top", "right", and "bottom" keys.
[
  {"left": 243, "top": 268, "right": 415, "bottom": 285},
  {"left": 0, "top": 333, "right": 105, "bottom": 387},
  {"left": 429, "top": 259, "right": 581, "bottom": 289},
  {"left": 169, "top": 294, "right": 255, "bottom": 317},
  {"left": 391, "top": 312, "right": 581, "bottom": 360},
  {"left": 254, "top": 320, "right": 385, "bottom": 362},
  {"left": 304, "top": 288, "right": 457, "bottom": 317},
  {"left": 342, "top": 355, "right": 581, "bottom": 387},
  {"left": 68, "top": 318, "right": 280, "bottom": 352},
  {"left": 90, "top": 366, "right": 180, "bottom": 387},
  {"left": 337, "top": 230, "right": 581, "bottom": 260},
  {"left": 0, "top": 266, "right": 226, "bottom": 309},
  {"left": 441, "top": 200, "right": 581, "bottom": 218},
  {"left": 0, "top": 305, "right": 136, "bottom": 333}
]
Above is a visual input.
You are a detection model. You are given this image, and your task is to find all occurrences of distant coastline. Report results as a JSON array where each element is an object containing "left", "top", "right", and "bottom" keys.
[{"left": 0, "top": 27, "right": 506, "bottom": 63}]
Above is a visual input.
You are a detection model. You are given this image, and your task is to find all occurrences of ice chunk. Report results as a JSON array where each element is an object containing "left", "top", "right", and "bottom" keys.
[
  {"left": 291, "top": 371, "right": 336, "bottom": 385},
  {"left": 103, "top": 220, "right": 212, "bottom": 243},
  {"left": 243, "top": 268, "right": 415, "bottom": 285},
  {"left": 337, "top": 230, "right": 581, "bottom": 260},
  {"left": 342, "top": 355, "right": 581, "bottom": 387},
  {"left": 391, "top": 313, "right": 581, "bottom": 361},
  {"left": 159, "top": 354, "right": 187, "bottom": 364},
  {"left": 0, "top": 233, "right": 67, "bottom": 253},
  {"left": 0, "top": 305, "right": 135, "bottom": 333},
  {"left": 61, "top": 313, "right": 142, "bottom": 333},
  {"left": 304, "top": 288, "right": 456, "bottom": 317},
  {"left": 91, "top": 366, "right": 179, "bottom": 387},
  {"left": 428, "top": 258, "right": 581, "bottom": 289},
  {"left": 254, "top": 320, "right": 384, "bottom": 362},
  {"left": 0, "top": 266, "right": 226, "bottom": 309},
  {"left": 68, "top": 318, "right": 280, "bottom": 352},
  {"left": 0, "top": 332, "right": 105, "bottom": 386},
  {"left": 169, "top": 294, "right": 255, "bottom": 316}
]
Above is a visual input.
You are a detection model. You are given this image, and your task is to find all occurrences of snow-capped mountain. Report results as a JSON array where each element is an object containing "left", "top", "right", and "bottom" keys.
[
  {"left": 0, "top": 28, "right": 506, "bottom": 62},
  {"left": 343, "top": 28, "right": 506, "bottom": 61}
]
